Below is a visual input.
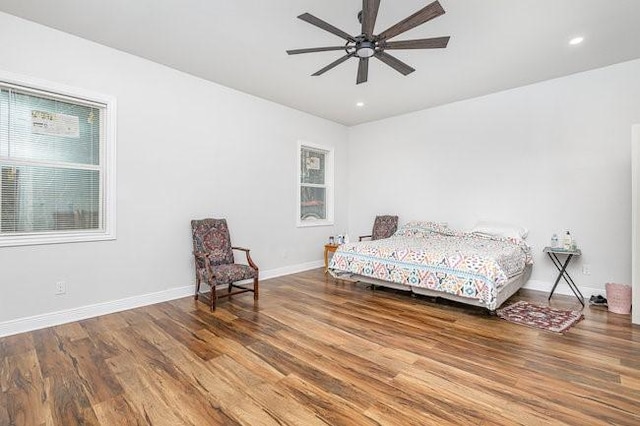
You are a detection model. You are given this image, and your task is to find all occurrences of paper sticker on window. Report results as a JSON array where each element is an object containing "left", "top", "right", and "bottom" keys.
[
  {"left": 306, "top": 156, "right": 320, "bottom": 170},
  {"left": 31, "top": 110, "right": 80, "bottom": 138}
]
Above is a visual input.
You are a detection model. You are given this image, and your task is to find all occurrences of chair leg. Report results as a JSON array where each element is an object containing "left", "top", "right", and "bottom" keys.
[
  {"left": 211, "top": 284, "right": 217, "bottom": 311},
  {"left": 195, "top": 275, "right": 201, "bottom": 300},
  {"left": 253, "top": 278, "right": 259, "bottom": 300}
]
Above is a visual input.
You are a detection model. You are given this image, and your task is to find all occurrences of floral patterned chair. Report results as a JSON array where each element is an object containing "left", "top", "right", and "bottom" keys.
[
  {"left": 359, "top": 215, "right": 399, "bottom": 241},
  {"left": 191, "top": 218, "right": 258, "bottom": 310}
]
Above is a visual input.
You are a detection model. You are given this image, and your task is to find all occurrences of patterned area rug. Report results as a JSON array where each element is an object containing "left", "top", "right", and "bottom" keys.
[{"left": 496, "top": 301, "right": 584, "bottom": 333}]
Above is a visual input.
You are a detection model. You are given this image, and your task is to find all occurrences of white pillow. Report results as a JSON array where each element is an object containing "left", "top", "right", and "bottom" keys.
[{"left": 471, "top": 221, "right": 528, "bottom": 240}]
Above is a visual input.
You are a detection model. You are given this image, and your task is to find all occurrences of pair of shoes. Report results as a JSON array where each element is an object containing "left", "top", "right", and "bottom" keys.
[{"left": 589, "top": 295, "right": 608, "bottom": 306}]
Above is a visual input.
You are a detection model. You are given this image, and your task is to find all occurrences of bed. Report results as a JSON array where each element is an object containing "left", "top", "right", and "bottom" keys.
[{"left": 328, "top": 221, "right": 533, "bottom": 312}]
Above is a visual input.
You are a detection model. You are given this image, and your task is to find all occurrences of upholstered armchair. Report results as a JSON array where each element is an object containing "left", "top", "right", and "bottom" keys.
[
  {"left": 191, "top": 218, "right": 258, "bottom": 310},
  {"left": 359, "top": 215, "right": 399, "bottom": 241}
]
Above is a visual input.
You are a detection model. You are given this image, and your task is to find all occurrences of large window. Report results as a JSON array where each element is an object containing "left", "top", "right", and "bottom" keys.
[
  {"left": 298, "top": 142, "right": 334, "bottom": 227},
  {"left": 0, "top": 72, "right": 116, "bottom": 246}
]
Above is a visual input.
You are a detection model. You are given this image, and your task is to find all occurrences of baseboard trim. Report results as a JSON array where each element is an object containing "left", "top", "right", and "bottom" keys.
[
  {"left": 3, "top": 263, "right": 599, "bottom": 338},
  {"left": 0, "top": 285, "right": 194, "bottom": 338},
  {"left": 261, "top": 260, "right": 324, "bottom": 281},
  {"left": 523, "top": 279, "right": 603, "bottom": 301},
  {"left": 0, "top": 260, "right": 324, "bottom": 338}
]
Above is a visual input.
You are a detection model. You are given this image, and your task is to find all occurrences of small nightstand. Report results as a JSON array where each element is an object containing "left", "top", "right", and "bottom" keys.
[
  {"left": 543, "top": 246, "right": 584, "bottom": 307},
  {"left": 324, "top": 243, "right": 340, "bottom": 273}
]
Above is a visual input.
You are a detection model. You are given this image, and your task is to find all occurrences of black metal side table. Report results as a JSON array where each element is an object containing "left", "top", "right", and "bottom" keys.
[{"left": 543, "top": 246, "right": 584, "bottom": 307}]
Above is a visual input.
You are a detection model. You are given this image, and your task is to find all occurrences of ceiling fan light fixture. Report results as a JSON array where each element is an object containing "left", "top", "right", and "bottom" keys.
[
  {"left": 356, "top": 101, "right": 365, "bottom": 107},
  {"left": 356, "top": 41, "right": 376, "bottom": 58}
]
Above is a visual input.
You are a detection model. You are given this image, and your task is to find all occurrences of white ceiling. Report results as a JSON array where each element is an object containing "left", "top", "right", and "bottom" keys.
[{"left": 1, "top": 0, "right": 640, "bottom": 126}]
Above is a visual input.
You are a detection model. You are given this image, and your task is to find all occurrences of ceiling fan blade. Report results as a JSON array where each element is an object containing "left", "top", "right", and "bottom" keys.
[
  {"left": 312, "top": 53, "right": 355, "bottom": 76},
  {"left": 298, "top": 13, "right": 355, "bottom": 42},
  {"left": 380, "top": 36, "right": 450, "bottom": 50},
  {"left": 377, "top": 0, "right": 445, "bottom": 41},
  {"left": 374, "top": 51, "right": 415, "bottom": 76},
  {"left": 287, "top": 46, "right": 347, "bottom": 55},
  {"left": 361, "top": 0, "right": 381, "bottom": 39},
  {"left": 357, "top": 57, "right": 369, "bottom": 84}
]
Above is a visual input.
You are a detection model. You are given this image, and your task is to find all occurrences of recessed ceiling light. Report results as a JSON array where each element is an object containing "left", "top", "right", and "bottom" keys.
[
  {"left": 569, "top": 36, "right": 584, "bottom": 45},
  {"left": 356, "top": 102, "right": 364, "bottom": 107}
]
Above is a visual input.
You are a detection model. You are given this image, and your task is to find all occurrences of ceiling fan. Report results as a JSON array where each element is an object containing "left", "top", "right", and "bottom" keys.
[{"left": 287, "top": 0, "right": 450, "bottom": 84}]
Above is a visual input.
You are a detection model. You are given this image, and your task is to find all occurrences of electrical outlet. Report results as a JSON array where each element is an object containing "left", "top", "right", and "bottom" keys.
[
  {"left": 582, "top": 264, "right": 591, "bottom": 275},
  {"left": 55, "top": 281, "right": 66, "bottom": 295}
]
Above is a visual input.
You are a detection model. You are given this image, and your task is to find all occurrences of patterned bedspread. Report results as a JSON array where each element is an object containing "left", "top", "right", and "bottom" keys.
[{"left": 329, "top": 222, "right": 532, "bottom": 310}]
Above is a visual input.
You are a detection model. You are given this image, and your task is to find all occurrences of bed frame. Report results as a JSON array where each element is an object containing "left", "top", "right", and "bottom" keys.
[{"left": 332, "top": 264, "right": 532, "bottom": 313}]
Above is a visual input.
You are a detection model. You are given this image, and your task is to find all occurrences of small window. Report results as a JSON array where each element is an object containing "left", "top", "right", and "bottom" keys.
[
  {"left": 0, "top": 72, "right": 116, "bottom": 247},
  {"left": 298, "top": 142, "right": 334, "bottom": 227}
]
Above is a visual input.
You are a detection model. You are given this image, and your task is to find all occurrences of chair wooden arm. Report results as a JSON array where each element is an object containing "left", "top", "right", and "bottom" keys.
[
  {"left": 193, "top": 251, "right": 217, "bottom": 280},
  {"left": 359, "top": 235, "right": 372, "bottom": 242},
  {"left": 232, "top": 246, "right": 259, "bottom": 271},
  {"left": 192, "top": 251, "right": 209, "bottom": 282}
]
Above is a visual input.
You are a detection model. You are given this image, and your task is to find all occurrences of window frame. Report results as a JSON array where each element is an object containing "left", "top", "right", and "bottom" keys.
[
  {"left": 0, "top": 70, "right": 116, "bottom": 247},
  {"left": 297, "top": 141, "right": 334, "bottom": 228}
]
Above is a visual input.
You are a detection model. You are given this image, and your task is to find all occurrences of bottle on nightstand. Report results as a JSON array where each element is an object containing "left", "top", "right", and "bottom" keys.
[{"left": 563, "top": 231, "right": 573, "bottom": 250}]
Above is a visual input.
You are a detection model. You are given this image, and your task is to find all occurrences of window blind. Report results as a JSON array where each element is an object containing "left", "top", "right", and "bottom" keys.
[{"left": 0, "top": 86, "right": 104, "bottom": 234}]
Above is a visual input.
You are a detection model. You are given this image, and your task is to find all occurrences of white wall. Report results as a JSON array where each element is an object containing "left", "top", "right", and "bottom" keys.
[
  {"left": 632, "top": 125, "right": 640, "bottom": 325},
  {"left": 348, "top": 59, "right": 640, "bottom": 298},
  {"left": 0, "top": 13, "right": 348, "bottom": 330}
]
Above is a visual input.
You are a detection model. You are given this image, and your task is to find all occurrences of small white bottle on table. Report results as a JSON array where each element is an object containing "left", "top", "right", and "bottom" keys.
[{"left": 563, "top": 231, "right": 572, "bottom": 250}]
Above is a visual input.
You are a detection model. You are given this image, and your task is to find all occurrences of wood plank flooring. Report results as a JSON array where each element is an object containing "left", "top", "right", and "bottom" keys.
[{"left": 1, "top": 268, "right": 639, "bottom": 425}]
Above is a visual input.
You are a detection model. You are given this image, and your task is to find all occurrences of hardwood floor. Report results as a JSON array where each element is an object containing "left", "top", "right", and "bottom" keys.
[{"left": 1, "top": 269, "right": 639, "bottom": 425}]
